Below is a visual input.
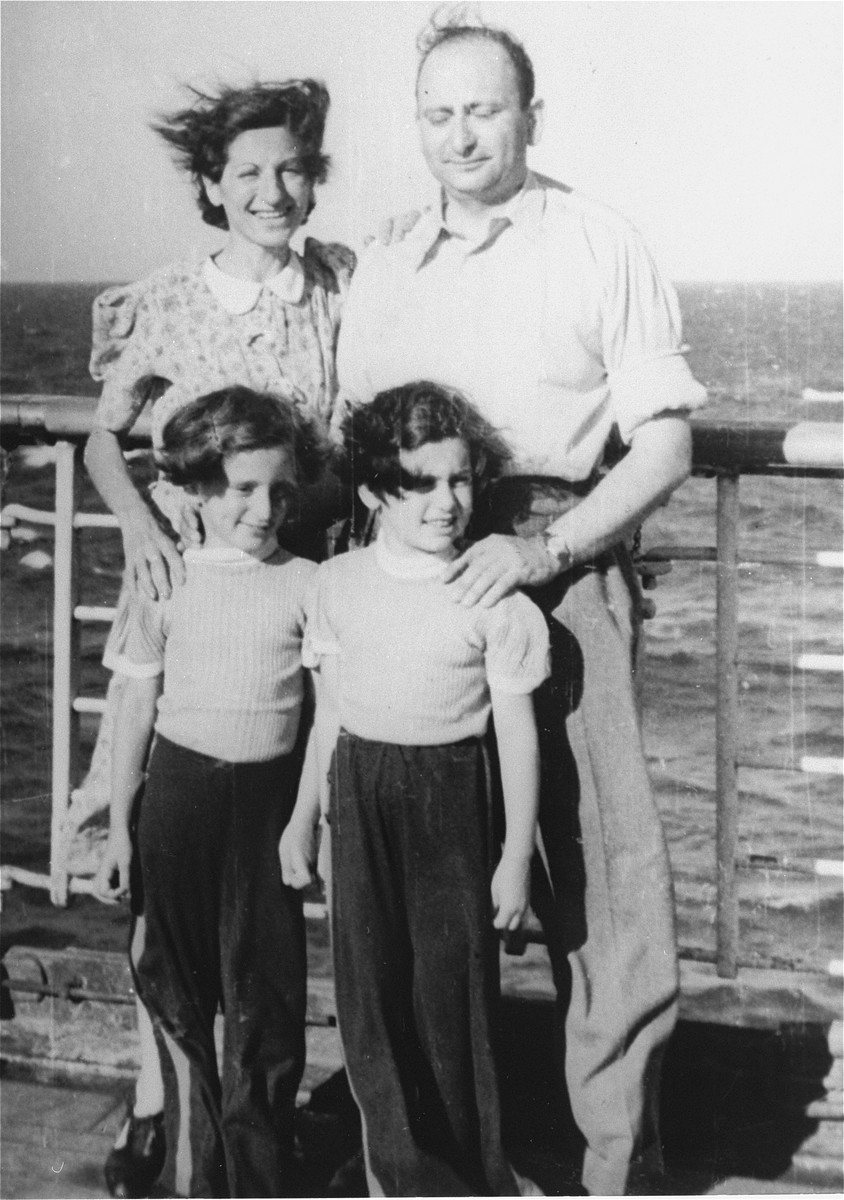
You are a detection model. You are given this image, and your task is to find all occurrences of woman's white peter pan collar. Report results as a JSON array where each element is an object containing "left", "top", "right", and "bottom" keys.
[
  {"left": 374, "top": 532, "right": 453, "bottom": 580},
  {"left": 202, "top": 254, "right": 305, "bottom": 314},
  {"left": 183, "top": 541, "right": 279, "bottom": 565}
]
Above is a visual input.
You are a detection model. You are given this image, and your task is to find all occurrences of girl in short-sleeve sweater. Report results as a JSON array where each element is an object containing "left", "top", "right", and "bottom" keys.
[
  {"left": 94, "top": 386, "right": 326, "bottom": 1198},
  {"left": 281, "top": 382, "right": 549, "bottom": 1196}
]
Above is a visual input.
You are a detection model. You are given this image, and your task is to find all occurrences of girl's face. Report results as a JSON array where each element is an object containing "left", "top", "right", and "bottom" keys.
[
  {"left": 362, "top": 437, "right": 473, "bottom": 559},
  {"left": 196, "top": 446, "right": 297, "bottom": 557},
  {"left": 203, "top": 126, "right": 313, "bottom": 256}
]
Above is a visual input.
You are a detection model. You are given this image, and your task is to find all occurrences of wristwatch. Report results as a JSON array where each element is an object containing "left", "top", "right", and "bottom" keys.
[{"left": 542, "top": 529, "right": 574, "bottom": 573}]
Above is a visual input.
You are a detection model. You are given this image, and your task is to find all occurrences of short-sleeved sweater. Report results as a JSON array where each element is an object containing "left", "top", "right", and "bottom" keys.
[
  {"left": 104, "top": 544, "right": 316, "bottom": 762},
  {"left": 90, "top": 238, "right": 355, "bottom": 442},
  {"left": 304, "top": 538, "right": 550, "bottom": 746}
]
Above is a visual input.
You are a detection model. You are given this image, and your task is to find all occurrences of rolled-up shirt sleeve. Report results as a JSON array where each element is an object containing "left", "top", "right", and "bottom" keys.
[{"left": 600, "top": 225, "right": 708, "bottom": 443}]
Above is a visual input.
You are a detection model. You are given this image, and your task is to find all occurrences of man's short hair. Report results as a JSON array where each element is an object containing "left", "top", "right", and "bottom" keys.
[{"left": 416, "top": 9, "right": 535, "bottom": 109}]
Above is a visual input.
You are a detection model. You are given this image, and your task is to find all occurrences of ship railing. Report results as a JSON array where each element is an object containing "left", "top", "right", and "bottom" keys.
[{"left": 1, "top": 394, "right": 843, "bottom": 1025}]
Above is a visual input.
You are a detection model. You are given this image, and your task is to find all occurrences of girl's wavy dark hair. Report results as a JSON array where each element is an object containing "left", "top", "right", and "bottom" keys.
[
  {"left": 152, "top": 79, "right": 331, "bottom": 229},
  {"left": 341, "top": 381, "right": 511, "bottom": 502},
  {"left": 156, "top": 386, "right": 329, "bottom": 490}
]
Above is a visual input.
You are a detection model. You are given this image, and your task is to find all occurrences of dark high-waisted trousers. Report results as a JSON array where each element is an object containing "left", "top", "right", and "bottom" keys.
[
  {"left": 330, "top": 732, "right": 521, "bottom": 1197},
  {"left": 131, "top": 735, "right": 306, "bottom": 1199}
]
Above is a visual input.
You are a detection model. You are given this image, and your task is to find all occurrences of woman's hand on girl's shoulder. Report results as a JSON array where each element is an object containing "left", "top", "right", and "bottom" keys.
[{"left": 123, "top": 509, "right": 186, "bottom": 601}]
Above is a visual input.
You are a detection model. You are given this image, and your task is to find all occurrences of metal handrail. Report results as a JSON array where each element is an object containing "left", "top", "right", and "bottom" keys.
[{"left": 2, "top": 395, "right": 843, "bottom": 985}]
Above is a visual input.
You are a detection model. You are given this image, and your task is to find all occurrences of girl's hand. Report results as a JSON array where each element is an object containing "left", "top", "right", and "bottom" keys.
[
  {"left": 491, "top": 851, "right": 531, "bottom": 931},
  {"left": 122, "top": 510, "right": 185, "bottom": 602},
  {"left": 92, "top": 828, "right": 132, "bottom": 905},
  {"left": 279, "top": 817, "right": 317, "bottom": 890}
]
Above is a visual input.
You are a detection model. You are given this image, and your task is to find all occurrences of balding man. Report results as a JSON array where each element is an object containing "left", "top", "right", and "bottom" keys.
[{"left": 337, "top": 16, "right": 707, "bottom": 1196}]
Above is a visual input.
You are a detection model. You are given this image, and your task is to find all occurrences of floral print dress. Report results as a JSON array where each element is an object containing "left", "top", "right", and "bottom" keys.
[{"left": 90, "top": 237, "right": 355, "bottom": 442}]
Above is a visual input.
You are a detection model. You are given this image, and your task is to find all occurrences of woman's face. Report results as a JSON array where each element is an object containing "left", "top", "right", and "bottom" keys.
[{"left": 203, "top": 126, "right": 314, "bottom": 254}]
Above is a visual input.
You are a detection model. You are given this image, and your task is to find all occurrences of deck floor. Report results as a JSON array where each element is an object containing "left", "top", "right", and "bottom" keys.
[
  {"left": 3, "top": 1019, "right": 838, "bottom": 1200},
  {"left": 0, "top": 1074, "right": 821, "bottom": 1200},
  {"left": 2, "top": 918, "right": 841, "bottom": 1195}
]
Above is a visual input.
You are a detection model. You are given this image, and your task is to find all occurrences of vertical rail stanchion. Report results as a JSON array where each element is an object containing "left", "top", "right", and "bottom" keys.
[
  {"left": 715, "top": 472, "right": 740, "bottom": 977},
  {"left": 50, "top": 441, "right": 81, "bottom": 906}
]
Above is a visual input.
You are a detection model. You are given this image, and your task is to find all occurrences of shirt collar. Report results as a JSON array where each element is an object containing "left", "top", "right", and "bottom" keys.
[
  {"left": 202, "top": 253, "right": 305, "bottom": 314},
  {"left": 184, "top": 539, "right": 280, "bottom": 566},
  {"left": 374, "top": 530, "right": 452, "bottom": 580},
  {"left": 404, "top": 171, "right": 546, "bottom": 270}
]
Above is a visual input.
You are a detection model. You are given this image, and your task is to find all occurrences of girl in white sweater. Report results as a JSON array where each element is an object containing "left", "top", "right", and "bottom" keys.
[
  {"left": 281, "top": 381, "right": 549, "bottom": 1195},
  {"left": 94, "top": 385, "right": 326, "bottom": 1198}
]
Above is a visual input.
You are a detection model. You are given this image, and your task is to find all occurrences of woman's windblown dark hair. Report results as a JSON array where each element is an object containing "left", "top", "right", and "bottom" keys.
[{"left": 152, "top": 79, "right": 331, "bottom": 228}]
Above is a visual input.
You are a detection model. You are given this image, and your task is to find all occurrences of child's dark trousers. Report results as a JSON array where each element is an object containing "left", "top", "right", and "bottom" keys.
[
  {"left": 131, "top": 735, "right": 306, "bottom": 1199},
  {"left": 330, "top": 731, "right": 520, "bottom": 1196}
]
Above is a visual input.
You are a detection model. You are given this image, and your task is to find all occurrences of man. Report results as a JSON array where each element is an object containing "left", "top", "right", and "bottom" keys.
[{"left": 337, "top": 16, "right": 707, "bottom": 1196}]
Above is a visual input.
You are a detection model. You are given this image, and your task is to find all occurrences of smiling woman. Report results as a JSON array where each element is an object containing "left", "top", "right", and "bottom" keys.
[
  {"left": 72, "top": 76, "right": 354, "bottom": 1200},
  {"left": 84, "top": 79, "right": 353, "bottom": 601}
]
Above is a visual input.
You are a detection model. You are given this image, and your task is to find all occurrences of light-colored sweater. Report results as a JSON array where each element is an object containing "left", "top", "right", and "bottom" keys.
[
  {"left": 104, "top": 544, "right": 316, "bottom": 762},
  {"left": 304, "top": 537, "right": 550, "bottom": 746}
]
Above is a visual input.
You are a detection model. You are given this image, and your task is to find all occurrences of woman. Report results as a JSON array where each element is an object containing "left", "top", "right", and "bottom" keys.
[
  {"left": 83, "top": 77, "right": 353, "bottom": 1199},
  {"left": 85, "top": 77, "right": 353, "bottom": 598}
]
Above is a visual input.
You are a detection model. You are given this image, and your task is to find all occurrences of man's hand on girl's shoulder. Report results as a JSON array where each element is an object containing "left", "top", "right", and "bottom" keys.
[{"left": 442, "top": 534, "right": 562, "bottom": 608}]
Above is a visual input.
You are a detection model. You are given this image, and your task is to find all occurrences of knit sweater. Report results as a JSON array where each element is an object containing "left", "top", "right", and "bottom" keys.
[
  {"left": 304, "top": 538, "right": 550, "bottom": 745},
  {"left": 104, "top": 544, "right": 316, "bottom": 762}
]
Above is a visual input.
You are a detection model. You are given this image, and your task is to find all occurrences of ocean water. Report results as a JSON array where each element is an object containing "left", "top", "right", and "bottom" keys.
[{"left": 1, "top": 280, "right": 842, "bottom": 970}]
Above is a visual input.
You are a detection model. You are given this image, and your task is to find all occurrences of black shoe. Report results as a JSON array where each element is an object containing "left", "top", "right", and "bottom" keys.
[
  {"left": 104, "top": 1107, "right": 166, "bottom": 1199},
  {"left": 326, "top": 1149, "right": 367, "bottom": 1196}
]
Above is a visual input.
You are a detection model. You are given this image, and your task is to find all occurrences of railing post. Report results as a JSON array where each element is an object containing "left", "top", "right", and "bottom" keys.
[
  {"left": 50, "top": 441, "right": 81, "bottom": 906},
  {"left": 715, "top": 472, "right": 740, "bottom": 977}
]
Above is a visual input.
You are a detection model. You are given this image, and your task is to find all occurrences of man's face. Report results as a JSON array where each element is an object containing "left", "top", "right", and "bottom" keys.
[{"left": 416, "top": 37, "right": 537, "bottom": 211}]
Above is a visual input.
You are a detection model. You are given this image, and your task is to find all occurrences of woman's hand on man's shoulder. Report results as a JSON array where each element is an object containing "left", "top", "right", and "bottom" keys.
[{"left": 364, "top": 209, "right": 425, "bottom": 248}]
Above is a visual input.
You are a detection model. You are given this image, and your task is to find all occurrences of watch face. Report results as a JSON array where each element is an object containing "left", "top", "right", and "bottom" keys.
[{"left": 545, "top": 535, "right": 571, "bottom": 568}]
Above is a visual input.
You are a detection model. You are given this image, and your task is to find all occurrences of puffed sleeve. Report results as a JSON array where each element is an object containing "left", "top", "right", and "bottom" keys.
[
  {"left": 102, "top": 588, "right": 168, "bottom": 679},
  {"left": 599, "top": 223, "right": 708, "bottom": 443},
  {"left": 481, "top": 592, "right": 550, "bottom": 694},
  {"left": 302, "top": 562, "right": 340, "bottom": 668},
  {"left": 291, "top": 556, "right": 319, "bottom": 639},
  {"left": 89, "top": 279, "right": 171, "bottom": 433}
]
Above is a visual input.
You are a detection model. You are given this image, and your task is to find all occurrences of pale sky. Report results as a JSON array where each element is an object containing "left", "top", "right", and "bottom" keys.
[{"left": 1, "top": 0, "right": 841, "bottom": 283}]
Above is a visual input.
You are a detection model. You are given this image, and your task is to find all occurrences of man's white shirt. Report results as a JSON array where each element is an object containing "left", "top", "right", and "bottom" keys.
[{"left": 337, "top": 172, "right": 707, "bottom": 481}]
